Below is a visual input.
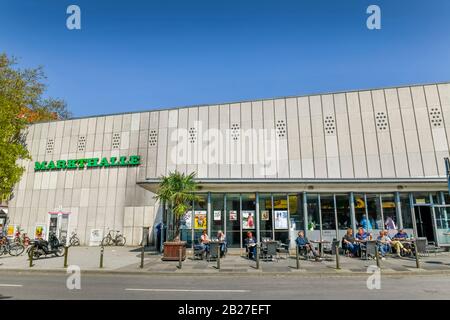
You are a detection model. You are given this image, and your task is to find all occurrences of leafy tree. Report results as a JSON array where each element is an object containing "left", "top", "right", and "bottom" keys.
[
  {"left": 154, "top": 171, "right": 199, "bottom": 241},
  {"left": 0, "top": 53, "right": 71, "bottom": 201}
]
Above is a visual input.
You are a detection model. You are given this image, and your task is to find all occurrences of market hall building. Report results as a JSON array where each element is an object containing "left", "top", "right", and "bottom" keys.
[{"left": 5, "top": 82, "right": 450, "bottom": 248}]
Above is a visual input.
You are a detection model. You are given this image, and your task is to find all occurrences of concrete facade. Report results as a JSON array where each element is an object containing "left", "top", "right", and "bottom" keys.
[{"left": 6, "top": 82, "right": 450, "bottom": 245}]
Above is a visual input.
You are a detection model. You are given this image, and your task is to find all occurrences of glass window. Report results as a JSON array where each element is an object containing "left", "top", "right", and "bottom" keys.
[
  {"left": 259, "top": 194, "right": 272, "bottom": 240},
  {"left": 192, "top": 193, "right": 208, "bottom": 244},
  {"left": 273, "top": 194, "right": 288, "bottom": 243},
  {"left": 211, "top": 194, "right": 225, "bottom": 238},
  {"left": 381, "top": 194, "right": 397, "bottom": 231},
  {"left": 366, "top": 194, "right": 382, "bottom": 232},
  {"left": 435, "top": 206, "right": 450, "bottom": 245},
  {"left": 320, "top": 194, "right": 335, "bottom": 231},
  {"left": 336, "top": 194, "right": 351, "bottom": 230},
  {"left": 354, "top": 194, "right": 366, "bottom": 230},
  {"left": 413, "top": 193, "right": 431, "bottom": 204},
  {"left": 444, "top": 192, "right": 450, "bottom": 205},
  {"left": 306, "top": 194, "right": 320, "bottom": 231},
  {"left": 241, "top": 193, "right": 256, "bottom": 232},
  {"left": 400, "top": 193, "right": 413, "bottom": 229},
  {"left": 288, "top": 194, "right": 304, "bottom": 231},
  {"left": 226, "top": 194, "right": 240, "bottom": 248}
]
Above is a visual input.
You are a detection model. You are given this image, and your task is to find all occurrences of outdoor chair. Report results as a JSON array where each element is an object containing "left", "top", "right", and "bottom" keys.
[
  {"left": 360, "top": 240, "right": 377, "bottom": 260},
  {"left": 262, "top": 241, "right": 279, "bottom": 262},
  {"left": 193, "top": 237, "right": 205, "bottom": 260},
  {"left": 206, "top": 242, "right": 220, "bottom": 262},
  {"left": 276, "top": 239, "right": 290, "bottom": 259},
  {"left": 297, "top": 244, "right": 314, "bottom": 260},
  {"left": 413, "top": 237, "right": 443, "bottom": 257}
]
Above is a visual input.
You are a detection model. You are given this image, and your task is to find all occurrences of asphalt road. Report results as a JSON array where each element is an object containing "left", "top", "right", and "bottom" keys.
[{"left": 0, "top": 271, "right": 449, "bottom": 300}]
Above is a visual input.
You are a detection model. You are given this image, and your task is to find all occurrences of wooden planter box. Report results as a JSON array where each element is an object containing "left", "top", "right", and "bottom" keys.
[{"left": 162, "top": 241, "right": 186, "bottom": 261}]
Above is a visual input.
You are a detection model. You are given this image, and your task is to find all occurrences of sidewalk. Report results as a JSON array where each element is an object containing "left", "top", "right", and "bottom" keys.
[{"left": 1, "top": 246, "right": 450, "bottom": 276}]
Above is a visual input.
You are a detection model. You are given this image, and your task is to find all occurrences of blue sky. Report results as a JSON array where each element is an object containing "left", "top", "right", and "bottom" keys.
[{"left": 1, "top": 0, "right": 449, "bottom": 117}]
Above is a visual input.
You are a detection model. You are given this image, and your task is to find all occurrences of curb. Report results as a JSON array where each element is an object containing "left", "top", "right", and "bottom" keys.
[{"left": 1, "top": 267, "right": 450, "bottom": 277}]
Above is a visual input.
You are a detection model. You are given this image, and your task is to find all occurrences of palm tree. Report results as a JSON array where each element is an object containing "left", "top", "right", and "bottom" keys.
[{"left": 154, "top": 171, "right": 199, "bottom": 241}]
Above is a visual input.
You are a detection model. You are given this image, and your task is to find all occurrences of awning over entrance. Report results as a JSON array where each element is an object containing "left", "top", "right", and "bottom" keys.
[{"left": 137, "top": 177, "right": 447, "bottom": 194}]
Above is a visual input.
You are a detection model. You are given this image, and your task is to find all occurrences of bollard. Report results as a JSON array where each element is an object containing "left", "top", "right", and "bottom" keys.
[
  {"left": 140, "top": 244, "right": 145, "bottom": 269},
  {"left": 63, "top": 246, "right": 69, "bottom": 268},
  {"left": 217, "top": 245, "right": 221, "bottom": 270},
  {"left": 178, "top": 247, "right": 182, "bottom": 269},
  {"left": 99, "top": 245, "right": 104, "bottom": 268},
  {"left": 375, "top": 245, "right": 381, "bottom": 268},
  {"left": 415, "top": 245, "right": 420, "bottom": 269},
  {"left": 296, "top": 246, "right": 300, "bottom": 269},
  {"left": 256, "top": 244, "right": 260, "bottom": 269},
  {"left": 29, "top": 247, "right": 34, "bottom": 268},
  {"left": 335, "top": 244, "right": 340, "bottom": 270}
]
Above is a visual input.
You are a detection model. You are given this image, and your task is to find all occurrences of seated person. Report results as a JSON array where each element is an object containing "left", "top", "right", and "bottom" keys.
[
  {"left": 355, "top": 227, "right": 371, "bottom": 242},
  {"left": 391, "top": 229, "right": 412, "bottom": 255},
  {"left": 200, "top": 229, "right": 210, "bottom": 252},
  {"left": 216, "top": 230, "right": 227, "bottom": 257},
  {"left": 295, "top": 231, "right": 320, "bottom": 261},
  {"left": 244, "top": 231, "right": 256, "bottom": 259},
  {"left": 376, "top": 230, "right": 391, "bottom": 259},
  {"left": 342, "top": 228, "right": 359, "bottom": 256}
]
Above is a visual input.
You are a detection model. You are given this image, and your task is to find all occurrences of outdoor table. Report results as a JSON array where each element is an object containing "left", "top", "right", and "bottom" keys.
[{"left": 310, "top": 240, "right": 330, "bottom": 257}]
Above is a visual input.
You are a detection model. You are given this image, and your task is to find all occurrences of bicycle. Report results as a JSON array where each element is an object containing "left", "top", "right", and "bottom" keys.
[
  {"left": 101, "top": 230, "right": 126, "bottom": 246},
  {"left": 0, "top": 236, "right": 25, "bottom": 256},
  {"left": 68, "top": 231, "right": 80, "bottom": 247}
]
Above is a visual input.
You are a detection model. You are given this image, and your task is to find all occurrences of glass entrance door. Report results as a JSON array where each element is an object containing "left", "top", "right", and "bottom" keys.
[{"left": 414, "top": 206, "right": 435, "bottom": 242}]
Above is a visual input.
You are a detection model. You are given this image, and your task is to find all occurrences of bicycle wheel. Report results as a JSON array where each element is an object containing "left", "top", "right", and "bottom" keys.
[
  {"left": 70, "top": 237, "right": 80, "bottom": 247},
  {"left": 55, "top": 246, "right": 65, "bottom": 257},
  {"left": 116, "top": 236, "right": 126, "bottom": 246},
  {"left": 101, "top": 236, "right": 111, "bottom": 246},
  {"left": 9, "top": 244, "right": 25, "bottom": 256}
]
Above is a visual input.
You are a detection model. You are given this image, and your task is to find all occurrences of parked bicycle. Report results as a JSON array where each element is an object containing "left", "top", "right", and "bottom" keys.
[
  {"left": 101, "top": 230, "right": 126, "bottom": 246},
  {"left": 13, "top": 228, "right": 30, "bottom": 247},
  {"left": 68, "top": 231, "right": 80, "bottom": 247},
  {"left": 0, "top": 236, "right": 25, "bottom": 256}
]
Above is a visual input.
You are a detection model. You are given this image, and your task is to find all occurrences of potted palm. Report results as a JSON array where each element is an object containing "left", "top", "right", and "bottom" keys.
[{"left": 154, "top": 171, "right": 198, "bottom": 261}]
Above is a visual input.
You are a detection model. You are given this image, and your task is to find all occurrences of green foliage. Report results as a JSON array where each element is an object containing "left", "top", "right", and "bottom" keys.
[
  {"left": 0, "top": 53, "right": 71, "bottom": 201},
  {"left": 154, "top": 171, "right": 199, "bottom": 239}
]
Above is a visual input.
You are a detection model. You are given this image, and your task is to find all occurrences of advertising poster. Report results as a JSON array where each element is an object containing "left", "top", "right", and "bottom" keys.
[
  {"left": 89, "top": 228, "right": 104, "bottom": 246},
  {"left": 274, "top": 210, "right": 288, "bottom": 229},
  {"left": 182, "top": 211, "right": 192, "bottom": 229},
  {"left": 229, "top": 210, "right": 237, "bottom": 221},
  {"left": 34, "top": 224, "right": 47, "bottom": 240},
  {"left": 6, "top": 224, "right": 17, "bottom": 238},
  {"left": 213, "top": 210, "right": 221, "bottom": 221},
  {"left": 194, "top": 211, "right": 207, "bottom": 229},
  {"left": 242, "top": 210, "right": 255, "bottom": 229},
  {"left": 261, "top": 210, "right": 270, "bottom": 221}
]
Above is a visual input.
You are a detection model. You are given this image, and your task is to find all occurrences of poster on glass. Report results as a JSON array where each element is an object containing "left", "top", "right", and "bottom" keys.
[
  {"left": 213, "top": 210, "right": 221, "bottom": 221},
  {"left": 242, "top": 210, "right": 255, "bottom": 229},
  {"left": 34, "top": 224, "right": 47, "bottom": 240},
  {"left": 229, "top": 210, "right": 237, "bottom": 221},
  {"left": 274, "top": 210, "right": 288, "bottom": 229},
  {"left": 261, "top": 210, "right": 270, "bottom": 221},
  {"left": 181, "top": 211, "right": 192, "bottom": 229},
  {"left": 194, "top": 211, "right": 207, "bottom": 229},
  {"left": 6, "top": 224, "right": 17, "bottom": 238}
]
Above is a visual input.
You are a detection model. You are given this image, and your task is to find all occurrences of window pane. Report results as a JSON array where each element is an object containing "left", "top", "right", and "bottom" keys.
[
  {"left": 273, "top": 194, "right": 288, "bottom": 242},
  {"left": 306, "top": 194, "right": 320, "bottom": 231},
  {"left": 336, "top": 194, "right": 351, "bottom": 230},
  {"left": 211, "top": 194, "right": 225, "bottom": 237},
  {"left": 400, "top": 193, "right": 413, "bottom": 229},
  {"left": 366, "top": 194, "right": 382, "bottom": 232},
  {"left": 193, "top": 194, "right": 208, "bottom": 243},
  {"left": 259, "top": 193, "right": 272, "bottom": 240},
  {"left": 288, "top": 194, "right": 304, "bottom": 231},
  {"left": 381, "top": 194, "right": 397, "bottom": 231},
  {"left": 241, "top": 193, "right": 256, "bottom": 231},
  {"left": 354, "top": 194, "right": 366, "bottom": 230},
  {"left": 320, "top": 194, "right": 335, "bottom": 231},
  {"left": 225, "top": 194, "right": 240, "bottom": 248},
  {"left": 435, "top": 206, "right": 450, "bottom": 245}
]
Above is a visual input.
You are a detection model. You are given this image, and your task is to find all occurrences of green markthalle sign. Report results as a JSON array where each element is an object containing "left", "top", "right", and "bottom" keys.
[{"left": 34, "top": 155, "right": 141, "bottom": 171}]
